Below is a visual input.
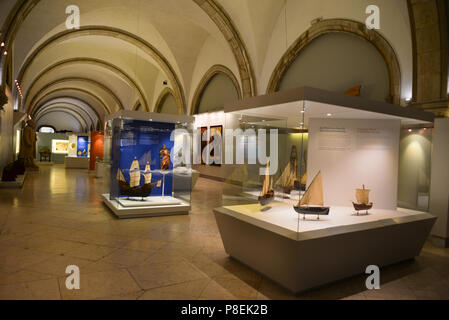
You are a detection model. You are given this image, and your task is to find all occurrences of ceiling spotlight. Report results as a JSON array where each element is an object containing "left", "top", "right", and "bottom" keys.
[
  {"left": 3, "top": 50, "right": 7, "bottom": 56},
  {"left": 0, "top": 42, "right": 4, "bottom": 47},
  {"left": 326, "top": 113, "right": 332, "bottom": 117}
]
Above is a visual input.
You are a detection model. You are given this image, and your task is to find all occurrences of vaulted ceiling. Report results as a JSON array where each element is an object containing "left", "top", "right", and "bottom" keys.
[{"left": 0, "top": 0, "right": 426, "bottom": 130}]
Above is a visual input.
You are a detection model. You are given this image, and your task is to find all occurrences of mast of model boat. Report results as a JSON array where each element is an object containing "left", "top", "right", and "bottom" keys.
[{"left": 261, "top": 161, "right": 270, "bottom": 196}]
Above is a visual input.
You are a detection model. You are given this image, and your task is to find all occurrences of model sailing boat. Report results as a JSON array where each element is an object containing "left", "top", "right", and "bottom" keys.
[
  {"left": 352, "top": 184, "right": 373, "bottom": 215},
  {"left": 276, "top": 146, "right": 299, "bottom": 194},
  {"left": 293, "top": 171, "right": 330, "bottom": 219},
  {"left": 117, "top": 157, "right": 162, "bottom": 199},
  {"left": 258, "top": 161, "right": 274, "bottom": 206}
]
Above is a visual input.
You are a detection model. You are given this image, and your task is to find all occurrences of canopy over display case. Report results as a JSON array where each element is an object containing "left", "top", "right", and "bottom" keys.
[
  {"left": 102, "top": 111, "right": 194, "bottom": 219},
  {"left": 215, "top": 86, "right": 436, "bottom": 293}
]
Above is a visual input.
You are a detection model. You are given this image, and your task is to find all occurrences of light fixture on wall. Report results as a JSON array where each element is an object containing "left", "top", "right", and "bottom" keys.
[
  {"left": 326, "top": 113, "right": 332, "bottom": 117},
  {"left": 14, "top": 80, "right": 23, "bottom": 99}
]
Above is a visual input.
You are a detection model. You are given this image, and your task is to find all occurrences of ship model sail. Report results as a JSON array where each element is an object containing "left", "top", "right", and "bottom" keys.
[
  {"left": 276, "top": 146, "right": 299, "bottom": 194},
  {"left": 352, "top": 184, "right": 373, "bottom": 215},
  {"left": 144, "top": 162, "right": 152, "bottom": 184},
  {"left": 117, "top": 157, "right": 162, "bottom": 200},
  {"left": 258, "top": 161, "right": 274, "bottom": 206},
  {"left": 276, "top": 159, "right": 297, "bottom": 194},
  {"left": 293, "top": 171, "right": 330, "bottom": 219}
]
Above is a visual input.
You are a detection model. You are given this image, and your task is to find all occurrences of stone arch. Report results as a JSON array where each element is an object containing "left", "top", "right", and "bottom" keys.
[
  {"left": 36, "top": 108, "right": 90, "bottom": 131},
  {"left": 191, "top": 64, "right": 241, "bottom": 115},
  {"left": 36, "top": 110, "right": 86, "bottom": 132},
  {"left": 155, "top": 87, "right": 181, "bottom": 114},
  {"left": 23, "top": 58, "right": 147, "bottom": 112},
  {"left": 34, "top": 101, "right": 97, "bottom": 126},
  {"left": 32, "top": 97, "right": 102, "bottom": 122},
  {"left": 27, "top": 77, "right": 124, "bottom": 111},
  {"left": 1, "top": 0, "right": 256, "bottom": 99},
  {"left": 267, "top": 19, "right": 401, "bottom": 104},
  {"left": 29, "top": 87, "right": 110, "bottom": 117}
]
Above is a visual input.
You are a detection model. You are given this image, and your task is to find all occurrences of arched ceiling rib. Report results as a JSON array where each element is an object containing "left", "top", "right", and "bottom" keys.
[
  {"left": 23, "top": 58, "right": 147, "bottom": 113},
  {"left": 34, "top": 102, "right": 97, "bottom": 126},
  {"left": 33, "top": 97, "right": 101, "bottom": 128},
  {"left": 26, "top": 78, "right": 124, "bottom": 111},
  {"left": 1, "top": 0, "right": 254, "bottom": 115},
  {"left": 16, "top": 26, "right": 187, "bottom": 112},
  {"left": 30, "top": 88, "right": 109, "bottom": 119},
  {"left": 36, "top": 108, "right": 89, "bottom": 131}
]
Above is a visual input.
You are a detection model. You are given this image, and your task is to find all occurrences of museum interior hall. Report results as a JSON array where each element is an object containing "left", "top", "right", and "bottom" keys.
[{"left": 0, "top": 0, "right": 449, "bottom": 301}]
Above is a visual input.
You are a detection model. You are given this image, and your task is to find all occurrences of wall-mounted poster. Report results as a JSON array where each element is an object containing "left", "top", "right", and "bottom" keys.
[
  {"left": 201, "top": 127, "right": 208, "bottom": 165},
  {"left": 52, "top": 139, "right": 69, "bottom": 154},
  {"left": 209, "top": 125, "right": 222, "bottom": 166},
  {"left": 77, "top": 135, "right": 89, "bottom": 157}
]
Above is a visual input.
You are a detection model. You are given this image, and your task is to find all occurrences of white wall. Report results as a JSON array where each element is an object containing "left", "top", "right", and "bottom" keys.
[
  {"left": 0, "top": 85, "right": 15, "bottom": 171},
  {"left": 307, "top": 118, "right": 400, "bottom": 210}
]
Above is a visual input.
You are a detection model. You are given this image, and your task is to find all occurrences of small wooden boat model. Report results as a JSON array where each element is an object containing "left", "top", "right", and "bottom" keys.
[
  {"left": 258, "top": 161, "right": 274, "bottom": 206},
  {"left": 352, "top": 184, "right": 373, "bottom": 215},
  {"left": 293, "top": 171, "right": 329, "bottom": 220}
]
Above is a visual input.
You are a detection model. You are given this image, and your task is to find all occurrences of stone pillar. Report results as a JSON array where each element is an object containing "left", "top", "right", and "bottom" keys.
[
  {"left": 409, "top": 0, "right": 449, "bottom": 116},
  {"left": 429, "top": 118, "right": 449, "bottom": 247}
]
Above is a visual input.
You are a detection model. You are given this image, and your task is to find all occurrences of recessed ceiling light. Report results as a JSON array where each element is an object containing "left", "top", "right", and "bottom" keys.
[{"left": 326, "top": 113, "right": 332, "bottom": 117}]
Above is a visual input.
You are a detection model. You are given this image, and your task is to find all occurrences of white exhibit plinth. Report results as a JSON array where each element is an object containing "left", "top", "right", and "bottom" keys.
[
  {"left": 0, "top": 173, "right": 27, "bottom": 189},
  {"left": 214, "top": 203, "right": 436, "bottom": 293},
  {"left": 102, "top": 194, "right": 190, "bottom": 219},
  {"left": 65, "top": 156, "right": 89, "bottom": 169}
]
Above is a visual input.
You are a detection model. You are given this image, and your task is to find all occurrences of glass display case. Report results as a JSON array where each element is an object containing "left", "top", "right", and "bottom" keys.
[
  {"left": 214, "top": 86, "right": 437, "bottom": 293},
  {"left": 102, "top": 111, "right": 193, "bottom": 218}
]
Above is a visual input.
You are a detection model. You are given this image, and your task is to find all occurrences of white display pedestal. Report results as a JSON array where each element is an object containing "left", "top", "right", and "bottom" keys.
[
  {"left": 214, "top": 205, "right": 436, "bottom": 293},
  {"left": 0, "top": 173, "right": 27, "bottom": 189},
  {"left": 102, "top": 194, "right": 190, "bottom": 219},
  {"left": 95, "top": 162, "right": 104, "bottom": 178},
  {"left": 65, "top": 156, "right": 89, "bottom": 169}
]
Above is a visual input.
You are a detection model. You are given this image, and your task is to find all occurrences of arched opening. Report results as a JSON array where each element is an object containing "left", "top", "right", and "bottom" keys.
[
  {"left": 195, "top": 73, "right": 239, "bottom": 114},
  {"left": 38, "top": 126, "right": 55, "bottom": 133},
  {"left": 277, "top": 32, "right": 391, "bottom": 102},
  {"left": 157, "top": 93, "right": 179, "bottom": 115}
]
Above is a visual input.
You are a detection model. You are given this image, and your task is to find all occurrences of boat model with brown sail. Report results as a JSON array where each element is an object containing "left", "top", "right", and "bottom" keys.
[
  {"left": 293, "top": 170, "right": 330, "bottom": 219},
  {"left": 352, "top": 184, "right": 373, "bottom": 215},
  {"left": 276, "top": 146, "right": 299, "bottom": 194},
  {"left": 117, "top": 157, "right": 162, "bottom": 200},
  {"left": 258, "top": 161, "right": 274, "bottom": 206}
]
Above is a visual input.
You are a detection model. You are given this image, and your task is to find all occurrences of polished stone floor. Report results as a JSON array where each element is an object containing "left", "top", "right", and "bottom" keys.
[{"left": 0, "top": 164, "right": 448, "bottom": 300}]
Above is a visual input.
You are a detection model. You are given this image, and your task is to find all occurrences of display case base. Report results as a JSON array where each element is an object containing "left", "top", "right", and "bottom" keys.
[
  {"left": 102, "top": 194, "right": 190, "bottom": 219},
  {"left": 0, "top": 173, "right": 27, "bottom": 189},
  {"left": 65, "top": 156, "right": 89, "bottom": 169},
  {"left": 214, "top": 205, "right": 436, "bottom": 294}
]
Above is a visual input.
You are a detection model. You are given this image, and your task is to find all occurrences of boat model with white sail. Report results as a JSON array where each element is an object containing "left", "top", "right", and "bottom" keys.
[
  {"left": 293, "top": 170, "right": 330, "bottom": 219},
  {"left": 117, "top": 157, "right": 162, "bottom": 199}
]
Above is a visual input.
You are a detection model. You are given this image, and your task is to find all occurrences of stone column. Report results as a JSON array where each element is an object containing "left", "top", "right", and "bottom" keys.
[{"left": 429, "top": 118, "right": 449, "bottom": 247}]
